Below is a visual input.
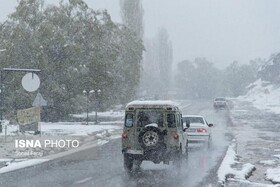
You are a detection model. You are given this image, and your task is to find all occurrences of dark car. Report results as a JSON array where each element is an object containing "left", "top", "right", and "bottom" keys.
[{"left": 213, "top": 97, "right": 227, "bottom": 109}]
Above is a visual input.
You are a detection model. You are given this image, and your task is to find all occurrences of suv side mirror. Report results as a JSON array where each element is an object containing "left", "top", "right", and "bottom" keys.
[
  {"left": 185, "top": 120, "right": 190, "bottom": 128},
  {"left": 208, "top": 123, "right": 214, "bottom": 127},
  {"left": 183, "top": 123, "right": 190, "bottom": 132}
]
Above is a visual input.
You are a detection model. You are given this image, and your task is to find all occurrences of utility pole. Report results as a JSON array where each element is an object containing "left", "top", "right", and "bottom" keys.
[
  {"left": 0, "top": 48, "right": 6, "bottom": 133},
  {"left": 0, "top": 70, "right": 3, "bottom": 133},
  {"left": 83, "top": 90, "right": 95, "bottom": 125}
]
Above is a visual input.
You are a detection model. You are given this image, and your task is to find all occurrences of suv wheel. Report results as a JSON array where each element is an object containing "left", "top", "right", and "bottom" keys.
[
  {"left": 134, "top": 159, "right": 142, "bottom": 168},
  {"left": 139, "top": 126, "right": 163, "bottom": 149},
  {"left": 143, "top": 131, "right": 159, "bottom": 146},
  {"left": 173, "top": 149, "right": 183, "bottom": 167},
  {"left": 124, "top": 154, "right": 133, "bottom": 172}
]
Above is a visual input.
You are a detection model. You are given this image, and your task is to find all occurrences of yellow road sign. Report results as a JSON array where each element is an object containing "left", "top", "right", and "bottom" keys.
[{"left": 17, "top": 107, "right": 41, "bottom": 125}]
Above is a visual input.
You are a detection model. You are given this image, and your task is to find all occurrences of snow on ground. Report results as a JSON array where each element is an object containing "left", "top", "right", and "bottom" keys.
[
  {"left": 217, "top": 140, "right": 256, "bottom": 186},
  {"left": 266, "top": 167, "right": 280, "bottom": 184},
  {"left": 238, "top": 79, "right": 280, "bottom": 114},
  {"left": 260, "top": 160, "right": 277, "bottom": 166},
  {"left": 0, "top": 124, "right": 18, "bottom": 136},
  {"left": 41, "top": 122, "right": 122, "bottom": 136},
  {"left": 0, "top": 159, "right": 49, "bottom": 174},
  {"left": 218, "top": 141, "right": 238, "bottom": 184},
  {"left": 71, "top": 110, "right": 124, "bottom": 119},
  {"left": 225, "top": 97, "right": 280, "bottom": 186},
  {"left": 227, "top": 178, "right": 280, "bottom": 187},
  {"left": 0, "top": 121, "right": 122, "bottom": 136},
  {"left": 273, "top": 155, "right": 280, "bottom": 159}
]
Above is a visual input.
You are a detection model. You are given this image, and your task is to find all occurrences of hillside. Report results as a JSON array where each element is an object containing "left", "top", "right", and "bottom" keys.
[{"left": 238, "top": 53, "right": 280, "bottom": 114}]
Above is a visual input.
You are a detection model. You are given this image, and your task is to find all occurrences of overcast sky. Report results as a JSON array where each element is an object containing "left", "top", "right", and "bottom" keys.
[{"left": 1, "top": 0, "right": 280, "bottom": 68}]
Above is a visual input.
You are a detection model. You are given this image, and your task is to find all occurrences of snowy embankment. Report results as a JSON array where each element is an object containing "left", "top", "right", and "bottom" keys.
[
  {"left": 238, "top": 79, "right": 280, "bottom": 114},
  {"left": 0, "top": 121, "right": 122, "bottom": 137},
  {"left": 266, "top": 154, "right": 280, "bottom": 184},
  {"left": 71, "top": 110, "right": 124, "bottom": 121},
  {"left": 41, "top": 122, "right": 122, "bottom": 136},
  {"left": 234, "top": 78, "right": 280, "bottom": 185},
  {"left": 217, "top": 139, "right": 256, "bottom": 186},
  {"left": 226, "top": 96, "right": 280, "bottom": 186},
  {"left": 0, "top": 159, "right": 49, "bottom": 174},
  {"left": 266, "top": 167, "right": 280, "bottom": 184}
]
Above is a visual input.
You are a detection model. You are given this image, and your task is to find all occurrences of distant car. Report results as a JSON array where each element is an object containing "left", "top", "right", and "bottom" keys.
[
  {"left": 182, "top": 115, "right": 213, "bottom": 147},
  {"left": 213, "top": 97, "right": 227, "bottom": 109}
]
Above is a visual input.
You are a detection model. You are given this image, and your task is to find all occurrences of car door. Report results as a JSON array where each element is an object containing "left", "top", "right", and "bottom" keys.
[{"left": 177, "top": 114, "right": 186, "bottom": 153}]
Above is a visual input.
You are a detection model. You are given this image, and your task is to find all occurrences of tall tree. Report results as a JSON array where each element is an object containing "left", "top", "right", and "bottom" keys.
[
  {"left": 175, "top": 58, "right": 223, "bottom": 99},
  {"left": 120, "top": 0, "right": 144, "bottom": 39},
  {"left": 140, "top": 28, "right": 173, "bottom": 98},
  {"left": 156, "top": 28, "right": 173, "bottom": 94}
]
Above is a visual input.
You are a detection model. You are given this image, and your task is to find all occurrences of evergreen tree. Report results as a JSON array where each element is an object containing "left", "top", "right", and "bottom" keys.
[{"left": 0, "top": 0, "right": 144, "bottom": 121}]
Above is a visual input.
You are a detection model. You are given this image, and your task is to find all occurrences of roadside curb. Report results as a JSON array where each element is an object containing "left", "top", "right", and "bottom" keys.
[{"left": 217, "top": 138, "right": 256, "bottom": 187}]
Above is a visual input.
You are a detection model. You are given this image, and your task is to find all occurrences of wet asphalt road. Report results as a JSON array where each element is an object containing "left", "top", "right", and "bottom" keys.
[{"left": 0, "top": 100, "right": 232, "bottom": 187}]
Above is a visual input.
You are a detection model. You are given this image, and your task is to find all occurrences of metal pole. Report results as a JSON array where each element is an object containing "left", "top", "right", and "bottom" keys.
[
  {"left": 95, "top": 108, "right": 98, "bottom": 124},
  {"left": 86, "top": 93, "right": 89, "bottom": 125},
  {"left": 95, "top": 93, "right": 98, "bottom": 124},
  {"left": 0, "top": 69, "right": 3, "bottom": 133},
  {"left": 4, "top": 125, "right": 7, "bottom": 143}
]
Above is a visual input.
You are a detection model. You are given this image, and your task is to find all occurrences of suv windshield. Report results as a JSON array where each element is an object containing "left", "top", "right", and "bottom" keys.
[{"left": 137, "top": 110, "right": 163, "bottom": 127}]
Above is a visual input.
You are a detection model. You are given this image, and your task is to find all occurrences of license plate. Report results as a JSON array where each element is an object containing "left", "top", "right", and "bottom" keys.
[
  {"left": 126, "top": 149, "right": 143, "bottom": 154},
  {"left": 187, "top": 129, "right": 196, "bottom": 132}
]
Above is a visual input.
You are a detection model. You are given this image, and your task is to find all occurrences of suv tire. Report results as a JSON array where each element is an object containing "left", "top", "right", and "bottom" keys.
[
  {"left": 138, "top": 126, "right": 163, "bottom": 149},
  {"left": 173, "top": 148, "right": 183, "bottom": 168},
  {"left": 124, "top": 154, "right": 133, "bottom": 172}
]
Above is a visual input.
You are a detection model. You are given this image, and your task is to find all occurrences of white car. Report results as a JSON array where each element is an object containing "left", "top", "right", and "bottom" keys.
[{"left": 182, "top": 115, "right": 213, "bottom": 147}]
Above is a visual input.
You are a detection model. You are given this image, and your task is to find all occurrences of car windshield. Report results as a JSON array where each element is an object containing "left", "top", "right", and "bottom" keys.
[
  {"left": 136, "top": 110, "right": 164, "bottom": 127},
  {"left": 184, "top": 117, "right": 204, "bottom": 124}
]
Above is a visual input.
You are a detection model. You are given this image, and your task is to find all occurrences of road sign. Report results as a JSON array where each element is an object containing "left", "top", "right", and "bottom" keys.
[
  {"left": 32, "top": 92, "right": 47, "bottom": 107},
  {"left": 17, "top": 107, "right": 40, "bottom": 125},
  {"left": 22, "top": 73, "right": 40, "bottom": 92}
]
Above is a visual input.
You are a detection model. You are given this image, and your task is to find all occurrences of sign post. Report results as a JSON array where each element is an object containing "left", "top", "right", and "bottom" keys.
[
  {"left": 4, "top": 123, "right": 6, "bottom": 142},
  {"left": 0, "top": 68, "right": 40, "bottom": 141},
  {"left": 32, "top": 92, "right": 47, "bottom": 136},
  {"left": 17, "top": 107, "right": 41, "bottom": 134}
]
